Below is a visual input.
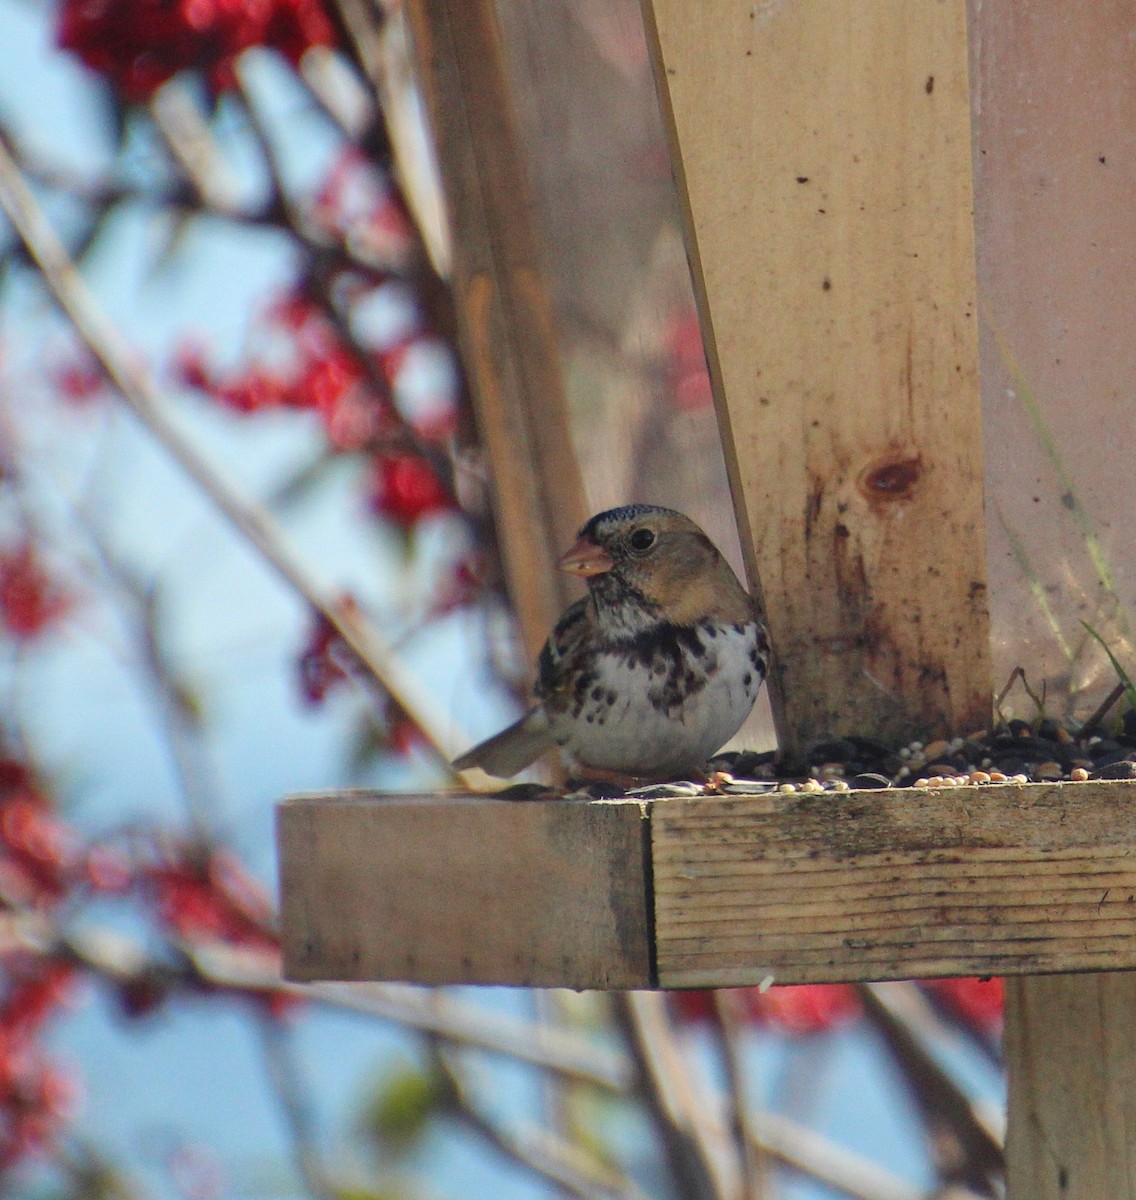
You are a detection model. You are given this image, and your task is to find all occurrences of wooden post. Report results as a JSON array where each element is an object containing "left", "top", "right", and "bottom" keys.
[
  {"left": 641, "top": 0, "right": 991, "bottom": 757},
  {"left": 403, "top": 0, "right": 589, "bottom": 658},
  {"left": 1005, "top": 974, "right": 1136, "bottom": 1198}
]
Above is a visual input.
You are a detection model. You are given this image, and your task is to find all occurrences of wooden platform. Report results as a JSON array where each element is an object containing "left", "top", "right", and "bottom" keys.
[{"left": 278, "top": 779, "right": 1136, "bottom": 989}]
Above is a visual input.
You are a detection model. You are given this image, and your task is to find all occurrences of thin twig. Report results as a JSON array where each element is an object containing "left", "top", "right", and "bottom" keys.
[
  {"left": 432, "top": 1041, "right": 653, "bottom": 1200},
  {"left": 73, "top": 516, "right": 224, "bottom": 836},
  {"left": 1079, "top": 680, "right": 1127, "bottom": 739},
  {"left": 0, "top": 137, "right": 466, "bottom": 769},
  {"left": 256, "top": 1012, "right": 340, "bottom": 1200},
  {"left": 229, "top": 67, "right": 293, "bottom": 223},
  {"left": 613, "top": 992, "right": 736, "bottom": 1200},
  {"left": 150, "top": 81, "right": 242, "bottom": 213},
  {"left": 712, "top": 991, "right": 772, "bottom": 1199}
]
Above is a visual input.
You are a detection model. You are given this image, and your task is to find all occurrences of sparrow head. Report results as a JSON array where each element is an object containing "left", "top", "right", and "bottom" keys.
[{"left": 559, "top": 504, "right": 754, "bottom": 628}]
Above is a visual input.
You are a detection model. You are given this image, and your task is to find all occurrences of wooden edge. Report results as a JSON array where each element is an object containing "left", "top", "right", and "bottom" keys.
[
  {"left": 652, "top": 779, "right": 1136, "bottom": 988},
  {"left": 276, "top": 792, "right": 653, "bottom": 989},
  {"left": 277, "top": 780, "right": 1136, "bottom": 990}
]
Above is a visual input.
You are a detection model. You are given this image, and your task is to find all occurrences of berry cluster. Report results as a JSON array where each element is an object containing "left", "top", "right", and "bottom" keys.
[
  {"left": 176, "top": 155, "right": 461, "bottom": 532},
  {"left": 0, "top": 749, "right": 300, "bottom": 1175},
  {"left": 56, "top": 0, "right": 338, "bottom": 101},
  {"left": 0, "top": 759, "right": 108, "bottom": 1169},
  {"left": 0, "top": 954, "right": 79, "bottom": 1170}
]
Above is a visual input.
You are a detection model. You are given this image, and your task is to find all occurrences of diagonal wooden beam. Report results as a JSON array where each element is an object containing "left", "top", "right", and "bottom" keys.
[{"left": 403, "top": 0, "right": 589, "bottom": 659}]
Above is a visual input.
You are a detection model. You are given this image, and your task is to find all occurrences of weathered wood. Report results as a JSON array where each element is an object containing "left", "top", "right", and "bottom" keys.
[
  {"left": 641, "top": 0, "right": 990, "bottom": 755},
  {"left": 279, "top": 781, "right": 1136, "bottom": 990},
  {"left": 277, "top": 793, "right": 651, "bottom": 988},
  {"left": 1005, "top": 973, "right": 1136, "bottom": 1199},
  {"left": 403, "top": 0, "right": 588, "bottom": 660},
  {"left": 651, "top": 780, "right": 1136, "bottom": 988}
]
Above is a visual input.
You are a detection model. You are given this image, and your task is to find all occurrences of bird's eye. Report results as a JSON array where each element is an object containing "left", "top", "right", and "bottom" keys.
[{"left": 629, "top": 527, "right": 656, "bottom": 553}]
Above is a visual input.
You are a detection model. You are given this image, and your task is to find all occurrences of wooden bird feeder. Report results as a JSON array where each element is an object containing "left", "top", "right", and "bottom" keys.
[{"left": 278, "top": 2, "right": 1136, "bottom": 1195}]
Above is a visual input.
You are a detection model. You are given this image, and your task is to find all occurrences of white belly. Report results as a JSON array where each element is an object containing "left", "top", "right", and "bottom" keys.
[{"left": 555, "top": 623, "right": 763, "bottom": 776}]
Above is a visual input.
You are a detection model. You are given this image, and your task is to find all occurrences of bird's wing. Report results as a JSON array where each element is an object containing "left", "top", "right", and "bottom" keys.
[{"left": 533, "top": 596, "right": 597, "bottom": 711}]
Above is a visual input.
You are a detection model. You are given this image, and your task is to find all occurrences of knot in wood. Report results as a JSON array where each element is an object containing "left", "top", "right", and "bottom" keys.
[{"left": 859, "top": 454, "right": 923, "bottom": 503}]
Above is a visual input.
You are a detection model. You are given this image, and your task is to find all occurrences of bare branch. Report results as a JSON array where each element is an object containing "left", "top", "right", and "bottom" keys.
[
  {"left": 256, "top": 1013, "right": 340, "bottom": 1200},
  {"left": 0, "top": 137, "right": 467, "bottom": 769},
  {"left": 711, "top": 990, "right": 773, "bottom": 1199},
  {"left": 858, "top": 984, "right": 1003, "bottom": 1197},
  {"left": 433, "top": 1042, "right": 652, "bottom": 1200},
  {"left": 613, "top": 992, "right": 737, "bottom": 1200}
]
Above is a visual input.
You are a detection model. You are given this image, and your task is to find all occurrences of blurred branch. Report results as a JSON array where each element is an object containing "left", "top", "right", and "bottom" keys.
[
  {"left": 256, "top": 1013, "right": 339, "bottom": 1200},
  {"left": 74, "top": 517, "right": 224, "bottom": 835},
  {"left": 150, "top": 83, "right": 243, "bottom": 213},
  {"left": 8, "top": 893, "right": 970, "bottom": 1200},
  {"left": 750, "top": 1110, "right": 962, "bottom": 1200},
  {"left": 613, "top": 992, "right": 735, "bottom": 1200},
  {"left": 858, "top": 984, "right": 1003, "bottom": 1197},
  {"left": 0, "top": 137, "right": 466, "bottom": 769},
  {"left": 711, "top": 990, "right": 771, "bottom": 1199},
  {"left": 308, "top": 981, "right": 630, "bottom": 1092},
  {"left": 229, "top": 70, "right": 293, "bottom": 224},
  {"left": 433, "top": 1041, "right": 653, "bottom": 1200},
  {"left": 299, "top": 47, "right": 375, "bottom": 141}
]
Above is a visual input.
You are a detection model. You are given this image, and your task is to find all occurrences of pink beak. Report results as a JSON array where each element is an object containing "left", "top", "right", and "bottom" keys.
[{"left": 558, "top": 537, "right": 613, "bottom": 578}]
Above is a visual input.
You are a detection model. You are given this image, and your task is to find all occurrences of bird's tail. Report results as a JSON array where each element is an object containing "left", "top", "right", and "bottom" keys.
[{"left": 452, "top": 711, "right": 556, "bottom": 779}]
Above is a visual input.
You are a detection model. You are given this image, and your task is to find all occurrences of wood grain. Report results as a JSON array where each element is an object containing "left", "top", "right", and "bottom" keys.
[
  {"left": 277, "top": 793, "right": 652, "bottom": 988},
  {"left": 651, "top": 781, "right": 1136, "bottom": 988},
  {"left": 403, "top": 0, "right": 588, "bottom": 660},
  {"left": 641, "top": 0, "right": 990, "bottom": 754},
  {"left": 1006, "top": 973, "right": 1136, "bottom": 1199},
  {"left": 278, "top": 781, "right": 1136, "bottom": 991}
]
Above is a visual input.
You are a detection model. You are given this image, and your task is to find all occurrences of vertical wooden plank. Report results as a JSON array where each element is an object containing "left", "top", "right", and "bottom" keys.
[
  {"left": 1006, "top": 974, "right": 1136, "bottom": 1198},
  {"left": 641, "top": 0, "right": 991, "bottom": 755},
  {"left": 403, "top": 0, "right": 589, "bottom": 658}
]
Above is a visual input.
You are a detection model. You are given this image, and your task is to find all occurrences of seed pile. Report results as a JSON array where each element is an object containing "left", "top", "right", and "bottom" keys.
[{"left": 695, "top": 715, "right": 1136, "bottom": 797}]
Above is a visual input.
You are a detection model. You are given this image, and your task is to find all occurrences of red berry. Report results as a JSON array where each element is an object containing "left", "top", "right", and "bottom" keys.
[
  {"left": 56, "top": 0, "right": 339, "bottom": 101},
  {"left": 919, "top": 977, "right": 1004, "bottom": 1034},
  {"left": 0, "top": 543, "right": 72, "bottom": 641},
  {"left": 367, "top": 453, "right": 453, "bottom": 528}
]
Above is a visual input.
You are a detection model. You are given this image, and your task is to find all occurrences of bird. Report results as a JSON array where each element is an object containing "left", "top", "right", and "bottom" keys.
[{"left": 453, "top": 504, "right": 769, "bottom": 783}]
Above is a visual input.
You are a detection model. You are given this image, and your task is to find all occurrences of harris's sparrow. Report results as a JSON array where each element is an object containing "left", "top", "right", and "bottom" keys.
[{"left": 454, "top": 504, "right": 770, "bottom": 782}]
